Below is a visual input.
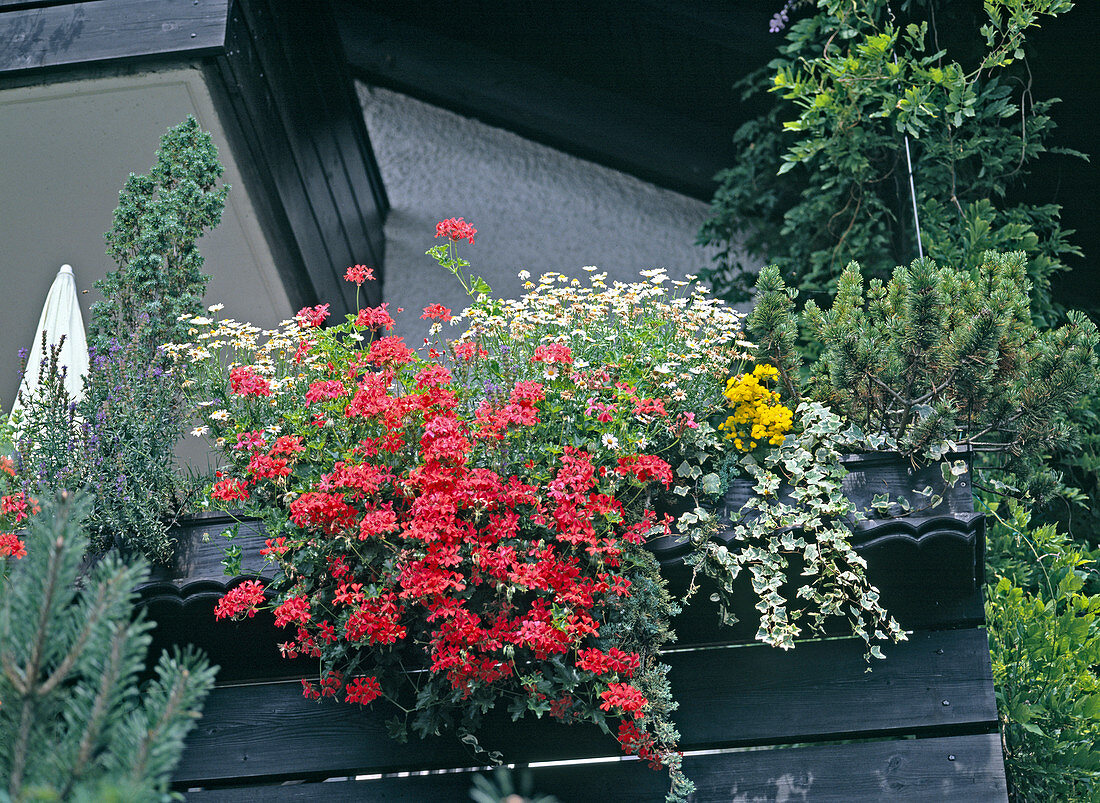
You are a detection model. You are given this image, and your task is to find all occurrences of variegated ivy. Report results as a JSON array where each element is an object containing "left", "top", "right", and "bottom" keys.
[{"left": 679, "top": 401, "right": 906, "bottom": 658}]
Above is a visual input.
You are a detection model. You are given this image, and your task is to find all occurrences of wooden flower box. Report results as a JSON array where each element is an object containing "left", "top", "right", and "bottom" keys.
[{"left": 145, "top": 463, "right": 1007, "bottom": 801}]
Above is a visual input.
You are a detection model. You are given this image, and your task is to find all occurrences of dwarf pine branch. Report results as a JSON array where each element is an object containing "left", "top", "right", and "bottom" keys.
[
  {"left": 747, "top": 251, "right": 1099, "bottom": 501},
  {"left": 0, "top": 493, "right": 217, "bottom": 800}
]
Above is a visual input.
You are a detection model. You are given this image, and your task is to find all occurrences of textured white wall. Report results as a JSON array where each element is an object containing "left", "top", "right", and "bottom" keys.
[{"left": 355, "top": 84, "right": 716, "bottom": 348}]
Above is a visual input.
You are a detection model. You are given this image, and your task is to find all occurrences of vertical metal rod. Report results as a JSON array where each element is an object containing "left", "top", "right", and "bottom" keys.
[
  {"left": 903, "top": 133, "right": 924, "bottom": 260},
  {"left": 894, "top": 51, "right": 924, "bottom": 260}
]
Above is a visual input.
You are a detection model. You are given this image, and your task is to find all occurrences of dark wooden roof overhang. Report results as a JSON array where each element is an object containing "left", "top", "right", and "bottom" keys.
[{"left": 0, "top": 0, "right": 388, "bottom": 316}]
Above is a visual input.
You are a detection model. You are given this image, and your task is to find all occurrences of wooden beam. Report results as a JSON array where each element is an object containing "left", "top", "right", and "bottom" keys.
[
  {"left": 207, "top": 0, "right": 386, "bottom": 316},
  {"left": 0, "top": 0, "right": 229, "bottom": 74},
  {"left": 183, "top": 734, "right": 1009, "bottom": 802},
  {"left": 334, "top": 2, "right": 733, "bottom": 200},
  {"left": 172, "top": 629, "right": 998, "bottom": 786}
]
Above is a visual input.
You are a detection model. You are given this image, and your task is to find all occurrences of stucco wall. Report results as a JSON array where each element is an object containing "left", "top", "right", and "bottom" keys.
[{"left": 355, "top": 84, "right": 717, "bottom": 348}]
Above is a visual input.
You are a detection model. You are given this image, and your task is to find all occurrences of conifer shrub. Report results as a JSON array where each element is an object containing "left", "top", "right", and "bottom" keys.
[
  {"left": 0, "top": 492, "right": 216, "bottom": 799},
  {"left": 746, "top": 252, "right": 1098, "bottom": 501}
]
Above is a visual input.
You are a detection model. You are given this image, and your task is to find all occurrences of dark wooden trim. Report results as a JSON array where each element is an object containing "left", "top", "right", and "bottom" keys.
[
  {"left": 182, "top": 733, "right": 1009, "bottom": 802},
  {"left": 659, "top": 512, "right": 986, "bottom": 645},
  {"left": 208, "top": 0, "right": 386, "bottom": 316},
  {"left": 172, "top": 629, "right": 998, "bottom": 786},
  {"left": 0, "top": 0, "right": 229, "bottom": 75},
  {"left": 334, "top": 1, "right": 731, "bottom": 200},
  {"left": 139, "top": 508, "right": 986, "bottom": 678},
  {"left": 0, "top": 0, "right": 388, "bottom": 317}
]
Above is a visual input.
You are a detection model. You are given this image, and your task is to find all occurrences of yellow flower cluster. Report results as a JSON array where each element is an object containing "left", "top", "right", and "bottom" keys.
[{"left": 718, "top": 364, "right": 793, "bottom": 452}]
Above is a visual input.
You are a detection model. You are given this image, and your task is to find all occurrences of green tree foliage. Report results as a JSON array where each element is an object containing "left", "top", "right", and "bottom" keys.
[
  {"left": 0, "top": 493, "right": 216, "bottom": 801},
  {"left": 699, "top": 0, "right": 1082, "bottom": 325},
  {"left": 985, "top": 501, "right": 1100, "bottom": 801},
  {"left": 746, "top": 253, "right": 1099, "bottom": 500},
  {"left": 90, "top": 115, "right": 227, "bottom": 354},
  {"left": 15, "top": 117, "right": 228, "bottom": 561}
]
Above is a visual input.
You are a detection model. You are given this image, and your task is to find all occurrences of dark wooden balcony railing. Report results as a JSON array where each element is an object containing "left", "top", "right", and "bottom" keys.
[{"left": 141, "top": 472, "right": 1007, "bottom": 801}]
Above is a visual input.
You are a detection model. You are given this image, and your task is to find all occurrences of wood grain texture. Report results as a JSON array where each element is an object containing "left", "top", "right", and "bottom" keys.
[
  {"left": 145, "top": 513, "right": 270, "bottom": 587},
  {"left": 207, "top": 0, "right": 386, "bottom": 318},
  {"left": 0, "top": 0, "right": 229, "bottom": 74},
  {"left": 182, "top": 734, "right": 1008, "bottom": 802},
  {"left": 334, "top": 1, "right": 732, "bottom": 200},
  {"left": 173, "top": 629, "right": 997, "bottom": 785}
]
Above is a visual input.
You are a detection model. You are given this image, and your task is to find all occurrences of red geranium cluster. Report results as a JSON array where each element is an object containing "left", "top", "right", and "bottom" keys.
[
  {"left": 345, "top": 264, "right": 375, "bottom": 286},
  {"left": 435, "top": 216, "right": 477, "bottom": 243},
  {"left": 0, "top": 531, "right": 26, "bottom": 559},
  {"left": 229, "top": 366, "right": 271, "bottom": 397},
  {"left": 0, "top": 490, "right": 36, "bottom": 560},
  {"left": 194, "top": 221, "right": 701, "bottom": 791},
  {"left": 210, "top": 325, "right": 668, "bottom": 754}
]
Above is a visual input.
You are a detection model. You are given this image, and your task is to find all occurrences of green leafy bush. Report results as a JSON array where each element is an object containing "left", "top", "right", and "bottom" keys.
[
  {"left": 699, "top": 0, "right": 1081, "bottom": 325},
  {"left": 985, "top": 501, "right": 1100, "bottom": 801},
  {"left": 0, "top": 493, "right": 216, "bottom": 800}
]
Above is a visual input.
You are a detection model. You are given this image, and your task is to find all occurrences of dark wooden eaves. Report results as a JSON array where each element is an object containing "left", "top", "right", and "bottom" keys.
[
  {"left": 335, "top": 0, "right": 739, "bottom": 200},
  {"left": 0, "top": 0, "right": 229, "bottom": 74},
  {"left": 0, "top": 0, "right": 388, "bottom": 317}
]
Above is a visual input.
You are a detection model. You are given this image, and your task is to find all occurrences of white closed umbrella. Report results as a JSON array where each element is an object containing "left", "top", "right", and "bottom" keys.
[{"left": 11, "top": 264, "right": 90, "bottom": 416}]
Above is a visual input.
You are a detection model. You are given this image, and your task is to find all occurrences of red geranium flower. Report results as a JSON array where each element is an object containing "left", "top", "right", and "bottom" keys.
[
  {"left": 435, "top": 217, "right": 477, "bottom": 243},
  {"left": 214, "top": 579, "right": 266, "bottom": 620},
  {"left": 228, "top": 366, "right": 271, "bottom": 397},
  {"left": 212, "top": 477, "right": 251, "bottom": 502},
  {"left": 345, "top": 676, "right": 383, "bottom": 705},
  {"left": 421, "top": 303, "right": 453, "bottom": 322},
  {"left": 355, "top": 303, "right": 395, "bottom": 332},
  {"left": 345, "top": 264, "right": 375, "bottom": 285},
  {"left": 296, "top": 304, "right": 331, "bottom": 328},
  {"left": 0, "top": 532, "right": 26, "bottom": 559}
]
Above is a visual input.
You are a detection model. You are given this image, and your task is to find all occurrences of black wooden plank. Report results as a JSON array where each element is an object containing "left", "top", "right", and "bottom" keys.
[
  {"left": 147, "top": 513, "right": 270, "bottom": 587},
  {"left": 183, "top": 733, "right": 1008, "bottom": 802},
  {"left": 666, "top": 629, "right": 997, "bottom": 749},
  {"left": 241, "top": 0, "right": 352, "bottom": 311},
  {"left": 135, "top": 514, "right": 986, "bottom": 678},
  {"left": 0, "top": 0, "right": 228, "bottom": 74},
  {"left": 268, "top": 0, "right": 386, "bottom": 289},
  {"left": 218, "top": 3, "right": 344, "bottom": 310},
  {"left": 205, "top": 0, "right": 388, "bottom": 319},
  {"left": 233, "top": 0, "right": 362, "bottom": 317},
  {"left": 202, "top": 51, "right": 319, "bottom": 312},
  {"left": 143, "top": 511, "right": 985, "bottom": 675},
  {"left": 173, "top": 629, "right": 997, "bottom": 786},
  {"left": 335, "top": 2, "right": 731, "bottom": 200}
]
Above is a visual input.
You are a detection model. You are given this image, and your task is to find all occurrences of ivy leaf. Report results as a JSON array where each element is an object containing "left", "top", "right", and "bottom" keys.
[{"left": 701, "top": 472, "right": 722, "bottom": 495}]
